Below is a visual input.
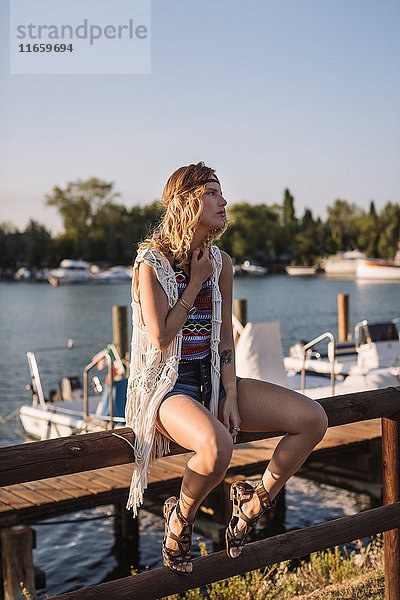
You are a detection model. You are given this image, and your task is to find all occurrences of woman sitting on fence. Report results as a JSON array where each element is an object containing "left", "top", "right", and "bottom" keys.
[{"left": 125, "top": 161, "right": 328, "bottom": 574}]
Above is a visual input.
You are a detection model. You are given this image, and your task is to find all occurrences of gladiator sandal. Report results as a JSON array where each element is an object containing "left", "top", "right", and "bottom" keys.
[
  {"left": 162, "top": 496, "right": 194, "bottom": 575},
  {"left": 225, "top": 480, "right": 276, "bottom": 559}
]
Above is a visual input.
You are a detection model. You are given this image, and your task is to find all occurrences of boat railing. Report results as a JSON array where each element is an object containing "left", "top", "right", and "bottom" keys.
[
  {"left": 354, "top": 320, "right": 368, "bottom": 348},
  {"left": 355, "top": 317, "right": 400, "bottom": 349},
  {"left": 301, "top": 332, "right": 336, "bottom": 395},
  {"left": 83, "top": 346, "right": 115, "bottom": 430},
  {"left": 26, "top": 352, "right": 47, "bottom": 408}
]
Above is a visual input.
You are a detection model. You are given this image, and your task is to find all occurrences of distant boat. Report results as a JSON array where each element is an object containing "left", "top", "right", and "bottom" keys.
[
  {"left": 92, "top": 266, "right": 132, "bottom": 284},
  {"left": 241, "top": 260, "right": 268, "bottom": 276},
  {"left": 15, "top": 267, "right": 34, "bottom": 281},
  {"left": 47, "top": 259, "right": 92, "bottom": 286},
  {"left": 356, "top": 258, "right": 400, "bottom": 280},
  {"left": 323, "top": 250, "right": 367, "bottom": 275},
  {"left": 285, "top": 265, "right": 317, "bottom": 276}
]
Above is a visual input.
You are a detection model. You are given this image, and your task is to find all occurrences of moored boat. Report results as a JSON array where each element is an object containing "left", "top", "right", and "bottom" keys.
[
  {"left": 19, "top": 344, "right": 127, "bottom": 440},
  {"left": 47, "top": 259, "right": 92, "bottom": 286},
  {"left": 323, "top": 250, "right": 367, "bottom": 275},
  {"left": 356, "top": 258, "right": 400, "bottom": 280},
  {"left": 240, "top": 260, "right": 268, "bottom": 276},
  {"left": 233, "top": 316, "right": 400, "bottom": 399},
  {"left": 285, "top": 265, "right": 317, "bottom": 276},
  {"left": 284, "top": 318, "right": 400, "bottom": 378},
  {"left": 92, "top": 266, "right": 132, "bottom": 284}
]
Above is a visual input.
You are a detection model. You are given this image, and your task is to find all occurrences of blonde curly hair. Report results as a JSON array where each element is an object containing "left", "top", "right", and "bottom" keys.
[{"left": 138, "top": 161, "right": 227, "bottom": 266}]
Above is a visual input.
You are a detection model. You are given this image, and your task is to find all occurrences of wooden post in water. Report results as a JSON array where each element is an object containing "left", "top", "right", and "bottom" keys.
[
  {"left": 113, "top": 502, "right": 139, "bottom": 568},
  {"left": 112, "top": 305, "right": 128, "bottom": 364},
  {"left": 1, "top": 525, "right": 37, "bottom": 600},
  {"left": 382, "top": 411, "right": 400, "bottom": 600},
  {"left": 234, "top": 299, "right": 247, "bottom": 327},
  {"left": 337, "top": 294, "right": 350, "bottom": 341}
]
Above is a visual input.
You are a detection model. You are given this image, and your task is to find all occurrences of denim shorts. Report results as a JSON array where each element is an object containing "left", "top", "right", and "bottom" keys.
[{"left": 162, "top": 354, "right": 241, "bottom": 411}]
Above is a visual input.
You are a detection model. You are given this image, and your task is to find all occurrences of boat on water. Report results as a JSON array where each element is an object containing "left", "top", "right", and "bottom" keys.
[
  {"left": 91, "top": 266, "right": 132, "bottom": 284},
  {"left": 240, "top": 260, "right": 268, "bottom": 276},
  {"left": 234, "top": 316, "right": 400, "bottom": 399},
  {"left": 284, "top": 318, "right": 400, "bottom": 378},
  {"left": 19, "top": 344, "right": 127, "bottom": 440},
  {"left": 322, "top": 250, "right": 367, "bottom": 275},
  {"left": 285, "top": 265, "right": 317, "bottom": 276},
  {"left": 47, "top": 259, "right": 92, "bottom": 286},
  {"left": 356, "top": 258, "right": 400, "bottom": 280}
]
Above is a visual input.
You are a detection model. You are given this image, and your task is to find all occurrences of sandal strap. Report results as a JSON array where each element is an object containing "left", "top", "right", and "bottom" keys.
[
  {"left": 175, "top": 500, "right": 194, "bottom": 529},
  {"left": 254, "top": 481, "right": 276, "bottom": 510},
  {"left": 163, "top": 497, "right": 194, "bottom": 563}
]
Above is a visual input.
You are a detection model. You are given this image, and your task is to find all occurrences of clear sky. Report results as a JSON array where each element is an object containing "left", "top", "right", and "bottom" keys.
[{"left": 1, "top": 0, "right": 399, "bottom": 233}]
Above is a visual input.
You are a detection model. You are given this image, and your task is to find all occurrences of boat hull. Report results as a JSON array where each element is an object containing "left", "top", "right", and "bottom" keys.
[
  {"left": 356, "top": 259, "right": 400, "bottom": 280},
  {"left": 285, "top": 266, "right": 316, "bottom": 276}
]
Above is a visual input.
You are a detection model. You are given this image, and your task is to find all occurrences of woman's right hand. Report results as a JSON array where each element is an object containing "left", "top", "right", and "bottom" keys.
[{"left": 190, "top": 246, "right": 213, "bottom": 286}]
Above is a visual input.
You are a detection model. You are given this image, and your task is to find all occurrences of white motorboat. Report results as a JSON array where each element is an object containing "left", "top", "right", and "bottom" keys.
[
  {"left": 92, "top": 266, "right": 132, "bottom": 284},
  {"left": 19, "top": 344, "right": 127, "bottom": 440},
  {"left": 284, "top": 318, "right": 399, "bottom": 378},
  {"left": 233, "top": 316, "right": 400, "bottom": 399},
  {"left": 241, "top": 260, "right": 268, "bottom": 276},
  {"left": 322, "top": 250, "right": 367, "bottom": 275},
  {"left": 48, "top": 259, "right": 92, "bottom": 286},
  {"left": 285, "top": 265, "right": 317, "bottom": 276},
  {"left": 356, "top": 258, "right": 400, "bottom": 281}
]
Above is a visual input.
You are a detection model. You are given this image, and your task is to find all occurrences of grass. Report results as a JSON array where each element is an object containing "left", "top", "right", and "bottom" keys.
[{"left": 149, "top": 535, "right": 385, "bottom": 600}]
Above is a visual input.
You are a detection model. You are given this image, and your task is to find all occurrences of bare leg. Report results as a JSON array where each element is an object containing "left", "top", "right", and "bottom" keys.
[
  {"left": 221, "top": 378, "right": 328, "bottom": 556},
  {"left": 157, "top": 394, "right": 233, "bottom": 572}
]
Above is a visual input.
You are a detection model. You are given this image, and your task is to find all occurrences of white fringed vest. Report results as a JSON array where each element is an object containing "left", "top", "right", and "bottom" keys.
[{"left": 125, "top": 245, "right": 223, "bottom": 515}]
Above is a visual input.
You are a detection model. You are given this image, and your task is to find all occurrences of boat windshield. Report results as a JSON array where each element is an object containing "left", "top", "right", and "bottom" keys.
[{"left": 361, "top": 322, "right": 399, "bottom": 344}]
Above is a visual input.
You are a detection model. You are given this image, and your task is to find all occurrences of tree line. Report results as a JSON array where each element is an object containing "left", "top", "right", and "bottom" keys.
[{"left": 1, "top": 177, "right": 399, "bottom": 272}]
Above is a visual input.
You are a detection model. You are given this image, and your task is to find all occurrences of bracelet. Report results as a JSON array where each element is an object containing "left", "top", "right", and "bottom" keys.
[{"left": 178, "top": 297, "right": 196, "bottom": 315}]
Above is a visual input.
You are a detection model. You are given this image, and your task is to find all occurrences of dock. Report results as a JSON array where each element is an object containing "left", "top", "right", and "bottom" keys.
[{"left": 0, "top": 418, "right": 382, "bottom": 529}]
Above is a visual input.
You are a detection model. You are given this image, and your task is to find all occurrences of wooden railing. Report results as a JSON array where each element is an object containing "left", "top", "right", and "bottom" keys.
[{"left": 0, "top": 386, "right": 399, "bottom": 600}]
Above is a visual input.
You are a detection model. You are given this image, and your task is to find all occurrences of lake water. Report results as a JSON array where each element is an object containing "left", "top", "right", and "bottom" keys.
[{"left": 0, "top": 275, "right": 399, "bottom": 597}]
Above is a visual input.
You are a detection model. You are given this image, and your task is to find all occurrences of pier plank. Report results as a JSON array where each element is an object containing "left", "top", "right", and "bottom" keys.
[
  {"left": 0, "top": 487, "right": 35, "bottom": 510},
  {"left": 66, "top": 473, "right": 115, "bottom": 494},
  {"left": 39, "top": 478, "right": 94, "bottom": 499},
  {"left": 4, "top": 484, "right": 53, "bottom": 506},
  {"left": 20, "top": 480, "right": 77, "bottom": 502}
]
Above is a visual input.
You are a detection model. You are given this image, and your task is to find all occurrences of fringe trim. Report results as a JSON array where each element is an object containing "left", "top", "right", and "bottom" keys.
[{"left": 125, "top": 246, "right": 223, "bottom": 516}]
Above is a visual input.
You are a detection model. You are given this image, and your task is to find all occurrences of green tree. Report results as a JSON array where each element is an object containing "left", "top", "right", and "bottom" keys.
[
  {"left": 326, "top": 199, "right": 364, "bottom": 251},
  {"left": 280, "top": 188, "right": 297, "bottom": 256},
  {"left": 46, "top": 177, "right": 120, "bottom": 257},
  {"left": 357, "top": 201, "right": 380, "bottom": 257},
  {"left": 377, "top": 202, "right": 400, "bottom": 259},
  {"left": 0, "top": 222, "right": 22, "bottom": 270},
  {"left": 219, "top": 202, "right": 282, "bottom": 263},
  {"left": 294, "top": 209, "right": 326, "bottom": 264},
  {"left": 23, "top": 220, "right": 53, "bottom": 267}
]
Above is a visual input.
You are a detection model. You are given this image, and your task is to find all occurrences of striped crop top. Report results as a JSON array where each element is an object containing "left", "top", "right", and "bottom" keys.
[{"left": 174, "top": 263, "right": 212, "bottom": 360}]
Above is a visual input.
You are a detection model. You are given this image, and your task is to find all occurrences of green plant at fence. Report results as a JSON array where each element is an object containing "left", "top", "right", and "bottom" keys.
[{"left": 133, "top": 535, "right": 384, "bottom": 600}]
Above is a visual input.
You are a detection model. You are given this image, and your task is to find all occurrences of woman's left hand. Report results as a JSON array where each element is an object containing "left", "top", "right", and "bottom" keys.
[{"left": 221, "top": 393, "right": 241, "bottom": 441}]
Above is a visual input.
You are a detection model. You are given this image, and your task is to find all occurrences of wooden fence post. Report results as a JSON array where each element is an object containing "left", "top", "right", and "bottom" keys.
[
  {"left": 113, "top": 502, "right": 139, "bottom": 573},
  {"left": 1, "top": 525, "right": 37, "bottom": 600},
  {"left": 234, "top": 299, "right": 247, "bottom": 328},
  {"left": 112, "top": 305, "right": 128, "bottom": 364},
  {"left": 382, "top": 411, "right": 400, "bottom": 600},
  {"left": 337, "top": 293, "right": 350, "bottom": 341}
]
